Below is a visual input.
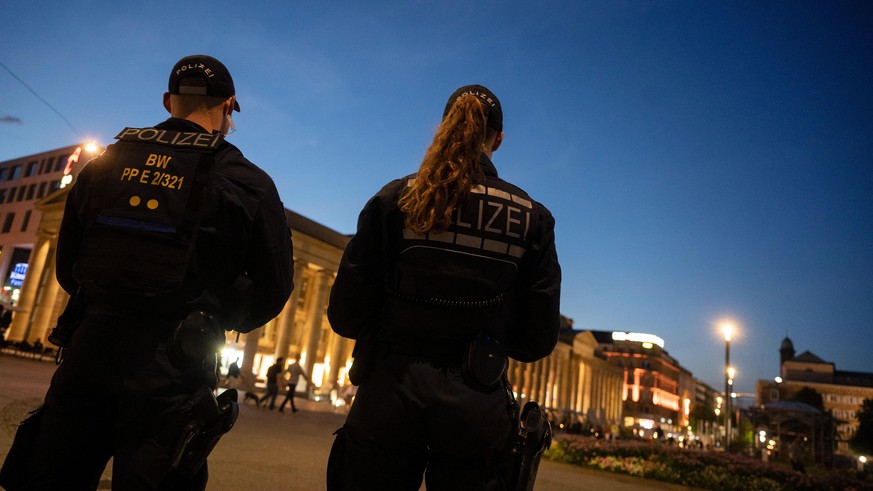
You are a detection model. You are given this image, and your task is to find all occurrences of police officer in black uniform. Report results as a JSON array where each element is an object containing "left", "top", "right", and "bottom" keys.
[
  {"left": 2, "top": 54, "right": 293, "bottom": 490},
  {"left": 326, "top": 85, "right": 561, "bottom": 490}
]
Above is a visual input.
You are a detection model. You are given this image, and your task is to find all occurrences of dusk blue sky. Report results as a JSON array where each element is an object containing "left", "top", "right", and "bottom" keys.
[{"left": 2, "top": 1, "right": 871, "bottom": 395}]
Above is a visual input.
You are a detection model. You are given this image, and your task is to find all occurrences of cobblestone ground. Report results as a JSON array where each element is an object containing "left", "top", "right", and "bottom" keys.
[{"left": 0, "top": 354, "right": 698, "bottom": 490}]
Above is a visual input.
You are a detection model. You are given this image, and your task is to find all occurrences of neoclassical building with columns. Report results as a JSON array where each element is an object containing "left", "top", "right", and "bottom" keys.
[{"left": 509, "top": 322, "right": 624, "bottom": 431}]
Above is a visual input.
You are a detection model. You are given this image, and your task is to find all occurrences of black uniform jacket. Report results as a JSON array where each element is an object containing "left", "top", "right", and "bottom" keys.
[
  {"left": 56, "top": 118, "right": 293, "bottom": 332},
  {"left": 329, "top": 154, "right": 561, "bottom": 362}
]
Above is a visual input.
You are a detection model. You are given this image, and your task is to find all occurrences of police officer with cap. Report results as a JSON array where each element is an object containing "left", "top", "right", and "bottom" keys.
[
  {"left": 1, "top": 54, "right": 293, "bottom": 490},
  {"left": 326, "top": 85, "right": 561, "bottom": 489}
]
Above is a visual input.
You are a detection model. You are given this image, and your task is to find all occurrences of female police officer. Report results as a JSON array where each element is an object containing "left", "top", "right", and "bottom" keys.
[{"left": 327, "top": 85, "right": 561, "bottom": 490}]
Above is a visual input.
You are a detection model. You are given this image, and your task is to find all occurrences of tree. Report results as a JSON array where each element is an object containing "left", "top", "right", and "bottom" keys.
[
  {"left": 850, "top": 398, "right": 873, "bottom": 455},
  {"left": 790, "top": 386, "right": 824, "bottom": 411},
  {"left": 690, "top": 399, "right": 717, "bottom": 435}
]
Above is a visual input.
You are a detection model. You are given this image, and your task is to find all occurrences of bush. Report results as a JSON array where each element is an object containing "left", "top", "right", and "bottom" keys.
[{"left": 545, "top": 435, "right": 873, "bottom": 491}]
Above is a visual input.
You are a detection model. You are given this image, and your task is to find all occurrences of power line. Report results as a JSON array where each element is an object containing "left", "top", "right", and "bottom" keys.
[{"left": 0, "top": 60, "right": 83, "bottom": 138}]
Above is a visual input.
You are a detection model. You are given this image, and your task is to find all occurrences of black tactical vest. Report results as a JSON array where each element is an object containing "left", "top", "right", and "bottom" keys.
[
  {"left": 384, "top": 175, "right": 538, "bottom": 341},
  {"left": 74, "top": 127, "right": 220, "bottom": 306}
]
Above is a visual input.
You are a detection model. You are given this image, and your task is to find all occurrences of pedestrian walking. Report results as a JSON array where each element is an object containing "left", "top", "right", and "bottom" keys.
[
  {"left": 260, "top": 357, "right": 285, "bottom": 410},
  {"left": 279, "top": 359, "right": 312, "bottom": 413}
]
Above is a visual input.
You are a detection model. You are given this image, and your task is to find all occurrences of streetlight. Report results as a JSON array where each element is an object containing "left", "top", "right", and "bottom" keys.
[{"left": 722, "top": 323, "right": 733, "bottom": 451}]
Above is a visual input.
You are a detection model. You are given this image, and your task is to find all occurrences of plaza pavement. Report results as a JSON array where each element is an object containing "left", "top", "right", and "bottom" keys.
[{"left": 0, "top": 354, "right": 699, "bottom": 490}]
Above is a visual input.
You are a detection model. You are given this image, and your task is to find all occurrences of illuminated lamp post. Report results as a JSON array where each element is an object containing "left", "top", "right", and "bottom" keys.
[
  {"left": 728, "top": 366, "right": 736, "bottom": 448},
  {"left": 722, "top": 323, "right": 733, "bottom": 451}
]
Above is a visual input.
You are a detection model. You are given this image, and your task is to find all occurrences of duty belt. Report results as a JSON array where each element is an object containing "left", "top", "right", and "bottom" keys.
[{"left": 386, "top": 288, "right": 505, "bottom": 309}]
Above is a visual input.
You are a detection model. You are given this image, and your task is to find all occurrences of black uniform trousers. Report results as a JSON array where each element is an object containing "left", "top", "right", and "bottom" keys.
[
  {"left": 328, "top": 353, "right": 515, "bottom": 490},
  {"left": 21, "top": 315, "right": 207, "bottom": 490}
]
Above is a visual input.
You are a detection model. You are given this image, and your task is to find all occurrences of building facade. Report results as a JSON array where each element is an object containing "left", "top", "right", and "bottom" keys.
[
  {"left": 0, "top": 143, "right": 100, "bottom": 306},
  {"left": 756, "top": 337, "right": 873, "bottom": 454},
  {"left": 693, "top": 379, "right": 723, "bottom": 447},
  {"left": 508, "top": 322, "right": 624, "bottom": 433},
  {"left": 589, "top": 330, "right": 686, "bottom": 436}
]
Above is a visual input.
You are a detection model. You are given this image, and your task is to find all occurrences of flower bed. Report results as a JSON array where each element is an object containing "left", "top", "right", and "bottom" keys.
[{"left": 545, "top": 435, "right": 873, "bottom": 491}]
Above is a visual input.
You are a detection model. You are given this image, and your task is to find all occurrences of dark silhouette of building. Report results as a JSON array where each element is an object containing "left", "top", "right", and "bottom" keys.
[{"left": 757, "top": 336, "right": 873, "bottom": 454}]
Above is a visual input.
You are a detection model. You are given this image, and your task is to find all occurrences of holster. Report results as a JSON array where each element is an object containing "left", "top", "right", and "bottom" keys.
[
  {"left": 168, "top": 311, "right": 224, "bottom": 373},
  {"left": 508, "top": 401, "right": 552, "bottom": 491},
  {"left": 0, "top": 407, "right": 44, "bottom": 490},
  {"left": 162, "top": 311, "right": 236, "bottom": 478},
  {"left": 167, "top": 387, "right": 239, "bottom": 478},
  {"left": 462, "top": 333, "right": 508, "bottom": 392}
]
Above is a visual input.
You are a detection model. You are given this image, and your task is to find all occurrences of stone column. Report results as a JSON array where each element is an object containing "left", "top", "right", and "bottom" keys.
[
  {"left": 545, "top": 355, "right": 557, "bottom": 407},
  {"left": 559, "top": 355, "right": 571, "bottom": 411},
  {"left": 7, "top": 236, "right": 50, "bottom": 342},
  {"left": 302, "top": 270, "right": 330, "bottom": 390},
  {"left": 0, "top": 246, "right": 13, "bottom": 293},
  {"left": 324, "top": 314, "right": 346, "bottom": 392},
  {"left": 27, "top": 246, "right": 60, "bottom": 343},
  {"left": 568, "top": 357, "right": 578, "bottom": 413},
  {"left": 597, "top": 369, "right": 605, "bottom": 423},
  {"left": 583, "top": 362, "right": 592, "bottom": 415},
  {"left": 542, "top": 356, "right": 555, "bottom": 407},
  {"left": 540, "top": 359, "right": 550, "bottom": 404},
  {"left": 241, "top": 330, "right": 261, "bottom": 375},
  {"left": 589, "top": 368, "right": 603, "bottom": 424},
  {"left": 509, "top": 360, "right": 522, "bottom": 396},
  {"left": 274, "top": 261, "right": 306, "bottom": 360},
  {"left": 528, "top": 362, "right": 540, "bottom": 403},
  {"left": 506, "top": 360, "right": 516, "bottom": 390},
  {"left": 550, "top": 356, "right": 560, "bottom": 409},
  {"left": 526, "top": 362, "right": 536, "bottom": 403},
  {"left": 568, "top": 356, "right": 578, "bottom": 412},
  {"left": 589, "top": 368, "right": 598, "bottom": 420}
]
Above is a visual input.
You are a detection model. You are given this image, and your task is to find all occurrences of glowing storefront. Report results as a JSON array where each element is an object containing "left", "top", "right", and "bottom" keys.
[{"left": 589, "top": 330, "right": 686, "bottom": 435}]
